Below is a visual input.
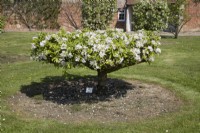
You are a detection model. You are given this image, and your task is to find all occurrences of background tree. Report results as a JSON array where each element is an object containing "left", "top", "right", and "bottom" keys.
[
  {"left": 0, "top": 0, "right": 62, "bottom": 31},
  {"left": 0, "top": 0, "right": 11, "bottom": 33},
  {"left": 168, "top": 0, "right": 190, "bottom": 38},
  {"left": 82, "top": 0, "right": 116, "bottom": 30},
  {"left": 0, "top": 0, "right": 13, "bottom": 22},
  {"left": 132, "top": 0, "right": 169, "bottom": 31},
  {"left": 61, "top": 0, "right": 82, "bottom": 30}
]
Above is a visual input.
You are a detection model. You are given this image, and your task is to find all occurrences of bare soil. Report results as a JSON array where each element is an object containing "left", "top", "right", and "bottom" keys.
[{"left": 8, "top": 78, "right": 182, "bottom": 124}]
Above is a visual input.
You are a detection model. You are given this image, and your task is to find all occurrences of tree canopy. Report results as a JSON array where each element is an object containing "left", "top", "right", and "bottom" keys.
[{"left": 31, "top": 29, "right": 161, "bottom": 92}]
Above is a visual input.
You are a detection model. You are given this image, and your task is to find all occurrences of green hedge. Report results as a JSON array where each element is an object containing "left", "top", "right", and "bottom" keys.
[
  {"left": 0, "top": 15, "right": 5, "bottom": 33},
  {"left": 132, "top": 0, "right": 169, "bottom": 31},
  {"left": 82, "top": 0, "right": 116, "bottom": 30}
]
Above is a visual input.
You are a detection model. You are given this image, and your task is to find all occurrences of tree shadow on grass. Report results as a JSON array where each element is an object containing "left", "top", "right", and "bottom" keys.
[{"left": 20, "top": 74, "right": 135, "bottom": 105}]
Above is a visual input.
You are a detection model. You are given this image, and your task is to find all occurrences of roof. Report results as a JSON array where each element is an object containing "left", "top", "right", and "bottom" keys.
[
  {"left": 126, "top": 0, "right": 140, "bottom": 5},
  {"left": 168, "top": 0, "right": 176, "bottom": 3},
  {"left": 117, "top": 0, "right": 126, "bottom": 8},
  {"left": 126, "top": 0, "right": 176, "bottom": 5}
]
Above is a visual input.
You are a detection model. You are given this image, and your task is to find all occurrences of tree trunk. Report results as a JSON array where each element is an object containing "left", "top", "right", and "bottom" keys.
[
  {"left": 174, "top": 25, "right": 179, "bottom": 39},
  {"left": 97, "top": 70, "right": 107, "bottom": 94}
]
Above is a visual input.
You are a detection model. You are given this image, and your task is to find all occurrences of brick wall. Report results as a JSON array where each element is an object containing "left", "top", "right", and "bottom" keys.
[
  {"left": 4, "top": 2, "right": 123, "bottom": 32},
  {"left": 182, "top": 1, "right": 200, "bottom": 32},
  {"left": 3, "top": 0, "right": 199, "bottom": 32}
]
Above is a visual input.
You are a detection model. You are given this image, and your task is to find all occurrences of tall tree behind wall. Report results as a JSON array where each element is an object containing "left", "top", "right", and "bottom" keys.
[
  {"left": 61, "top": 0, "right": 82, "bottom": 30},
  {"left": 167, "top": 0, "right": 198, "bottom": 38}
]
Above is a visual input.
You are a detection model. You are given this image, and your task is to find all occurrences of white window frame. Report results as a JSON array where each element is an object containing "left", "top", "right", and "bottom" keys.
[{"left": 118, "top": 9, "right": 126, "bottom": 22}]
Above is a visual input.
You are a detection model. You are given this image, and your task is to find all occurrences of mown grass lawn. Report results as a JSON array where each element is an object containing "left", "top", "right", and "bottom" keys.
[{"left": 0, "top": 32, "right": 200, "bottom": 133}]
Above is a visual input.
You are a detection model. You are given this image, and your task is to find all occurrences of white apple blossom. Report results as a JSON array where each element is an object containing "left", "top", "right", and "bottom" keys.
[
  {"left": 103, "top": 33, "right": 108, "bottom": 38},
  {"left": 135, "top": 55, "right": 141, "bottom": 61},
  {"left": 151, "top": 40, "right": 156, "bottom": 45},
  {"left": 114, "top": 53, "right": 119, "bottom": 57},
  {"left": 76, "top": 34, "right": 80, "bottom": 38},
  {"left": 149, "top": 57, "right": 155, "bottom": 62},
  {"left": 132, "top": 48, "right": 141, "bottom": 55},
  {"left": 81, "top": 50, "right": 87, "bottom": 56},
  {"left": 61, "top": 43, "right": 67, "bottom": 50},
  {"left": 81, "top": 58, "right": 86, "bottom": 63},
  {"left": 61, "top": 60, "right": 66, "bottom": 66},
  {"left": 119, "top": 48, "right": 124, "bottom": 53},
  {"left": 113, "top": 34, "right": 120, "bottom": 39},
  {"left": 138, "top": 32, "right": 144, "bottom": 39},
  {"left": 119, "top": 57, "right": 124, "bottom": 64},
  {"left": 75, "top": 56, "right": 80, "bottom": 62},
  {"left": 155, "top": 48, "right": 161, "bottom": 54},
  {"left": 39, "top": 53, "right": 46, "bottom": 60},
  {"left": 40, "top": 40, "right": 46, "bottom": 47},
  {"left": 60, "top": 51, "right": 66, "bottom": 58},
  {"left": 136, "top": 41, "right": 144, "bottom": 48},
  {"left": 67, "top": 52, "right": 73, "bottom": 58},
  {"left": 99, "top": 51, "right": 106, "bottom": 58},
  {"left": 95, "top": 39, "right": 100, "bottom": 43},
  {"left": 96, "top": 30, "right": 105, "bottom": 34},
  {"left": 75, "top": 44, "right": 82, "bottom": 50},
  {"left": 90, "top": 60, "right": 99, "bottom": 69},
  {"left": 31, "top": 43, "right": 36, "bottom": 49},
  {"left": 105, "top": 37, "right": 113, "bottom": 44},
  {"left": 133, "top": 34, "right": 139, "bottom": 40},
  {"left": 105, "top": 45, "right": 110, "bottom": 50},
  {"left": 62, "top": 37, "right": 67, "bottom": 41},
  {"left": 45, "top": 35, "right": 51, "bottom": 41},
  {"left": 116, "top": 28, "right": 123, "bottom": 32},
  {"left": 148, "top": 46, "right": 153, "bottom": 52},
  {"left": 32, "top": 36, "right": 38, "bottom": 40},
  {"left": 125, "top": 40, "right": 130, "bottom": 45},
  {"left": 111, "top": 43, "right": 116, "bottom": 50}
]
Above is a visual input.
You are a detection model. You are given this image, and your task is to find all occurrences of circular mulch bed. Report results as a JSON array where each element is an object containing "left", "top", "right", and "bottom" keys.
[{"left": 8, "top": 78, "right": 182, "bottom": 124}]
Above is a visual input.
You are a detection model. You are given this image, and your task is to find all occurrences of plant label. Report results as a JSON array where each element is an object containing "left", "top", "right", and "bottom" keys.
[{"left": 86, "top": 87, "right": 93, "bottom": 93}]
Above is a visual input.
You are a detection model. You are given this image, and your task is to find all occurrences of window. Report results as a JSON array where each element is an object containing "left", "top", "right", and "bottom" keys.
[{"left": 118, "top": 9, "right": 125, "bottom": 21}]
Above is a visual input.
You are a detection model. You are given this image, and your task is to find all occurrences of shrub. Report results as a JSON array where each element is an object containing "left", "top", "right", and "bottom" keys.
[
  {"left": 132, "top": 0, "right": 169, "bottom": 31},
  {"left": 82, "top": 0, "right": 116, "bottom": 30},
  {"left": 31, "top": 29, "right": 161, "bottom": 92}
]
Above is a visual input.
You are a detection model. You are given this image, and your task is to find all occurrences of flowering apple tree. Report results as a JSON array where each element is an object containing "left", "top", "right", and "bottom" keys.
[{"left": 31, "top": 29, "right": 161, "bottom": 92}]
